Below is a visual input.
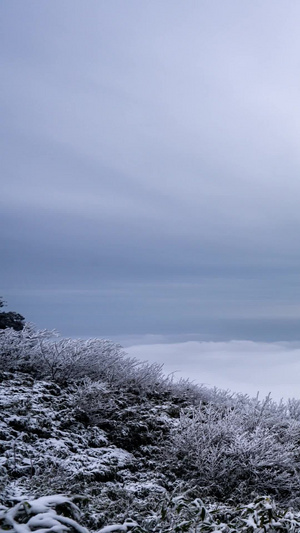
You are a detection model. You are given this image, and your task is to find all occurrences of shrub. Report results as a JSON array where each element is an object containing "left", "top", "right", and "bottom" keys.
[{"left": 167, "top": 401, "right": 300, "bottom": 503}]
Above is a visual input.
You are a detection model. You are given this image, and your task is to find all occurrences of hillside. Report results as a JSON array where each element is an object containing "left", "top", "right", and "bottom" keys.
[{"left": 2, "top": 325, "right": 300, "bottom": 531}]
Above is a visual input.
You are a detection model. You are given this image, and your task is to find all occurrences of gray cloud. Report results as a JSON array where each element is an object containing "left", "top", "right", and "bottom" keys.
[{"left": 1, "top": 1, "right": 300, "bottom": 341}]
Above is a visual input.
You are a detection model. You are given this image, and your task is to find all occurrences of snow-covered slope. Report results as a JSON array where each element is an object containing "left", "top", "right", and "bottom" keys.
[
  {"left": 0, "top": 370, "right": 174, "bottom": 527},
  {"left": 2, "top": 326, "right": 300, "bottom": 531}
]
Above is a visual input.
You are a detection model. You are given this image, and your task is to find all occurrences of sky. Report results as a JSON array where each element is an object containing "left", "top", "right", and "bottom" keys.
[{"left": 2, "top": 1, "right": 300, "bottom": 399}]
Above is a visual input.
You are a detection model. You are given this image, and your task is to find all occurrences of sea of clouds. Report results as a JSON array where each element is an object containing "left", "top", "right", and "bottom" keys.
[{"left": 125, "top": 339, "right": 300, "bottom": 402}]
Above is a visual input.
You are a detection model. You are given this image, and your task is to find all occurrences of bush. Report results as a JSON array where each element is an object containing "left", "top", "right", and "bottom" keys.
[
  {"left": 0, "top": 326, "right": 139, "bottom": 385},
  {"left": 0, "top": 297, "right": 25, "bottom": 331},
  {"left": 167, "top": 401, "right": 300, "bottom": 503}
]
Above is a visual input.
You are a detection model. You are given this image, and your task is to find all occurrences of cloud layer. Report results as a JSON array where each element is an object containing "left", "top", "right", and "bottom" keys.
[{"left": 126, "top": 340, "right": 300, "bottom": 402}]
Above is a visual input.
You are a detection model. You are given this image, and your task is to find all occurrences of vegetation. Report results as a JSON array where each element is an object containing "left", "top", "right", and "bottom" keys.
[
  {"left": 0, "top": 297, "right": 25, "bottom": 331},
  {"left": 1, "top": 319, "right": 300, "bottom": 531}
]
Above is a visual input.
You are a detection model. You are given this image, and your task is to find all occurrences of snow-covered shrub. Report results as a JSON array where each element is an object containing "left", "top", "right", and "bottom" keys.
[
  {"left": 31, "top": 336, "right": 133, "bottom": 385},
  {"left": 0, "top": 325, "right": 56, "bottom": 374},
  {"left": 287, "top": 397, "right": 300, "bottom": 421},
  {"left": 93, "top": 489, "right": 300, "bottom": 532},
  {"left": 73, "top": 377, "right": 172, "bottom": 452},
  {"left": 0, "top": 325, "right": 172, "bottom": 393},
  {"left": 0, "top": 325, "right": 235, "bottom": 407},
  {"left": 0, "top": 326, "right": 140, "bottom": 387},
  {"left": 132, "top": 493, "right": 300, "bottom": 532},
  {"left": 0, "top": 495, "right": 88, "bottom": 533},
  {"left": 167, "top": 401, "right": 300, "bottom": 503}
]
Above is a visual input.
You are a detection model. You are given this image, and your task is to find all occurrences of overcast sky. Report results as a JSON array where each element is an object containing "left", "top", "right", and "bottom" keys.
[{"left": 2, "top": 2, "right": 300, "bottom": 397}]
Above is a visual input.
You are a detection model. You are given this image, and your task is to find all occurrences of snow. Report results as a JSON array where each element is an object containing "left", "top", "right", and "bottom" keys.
[
  {"left": 98, "top": 521, "right": 138, "bottom": 533},
  {"left": 27, "top": 513, "right": 69, "bottom": 530},
  {"left": 27, "top": 496, "right": 77, "bottom": 515}
]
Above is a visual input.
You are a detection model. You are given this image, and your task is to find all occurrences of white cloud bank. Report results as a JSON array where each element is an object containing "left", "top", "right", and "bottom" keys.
[{"left": 126, "top": 340, "right": 300, "bottom": 402}]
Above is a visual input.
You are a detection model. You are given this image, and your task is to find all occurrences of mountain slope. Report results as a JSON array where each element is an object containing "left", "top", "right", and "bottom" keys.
[{"left": 2, "top": 326, "right": 300, "bottom": 531}]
